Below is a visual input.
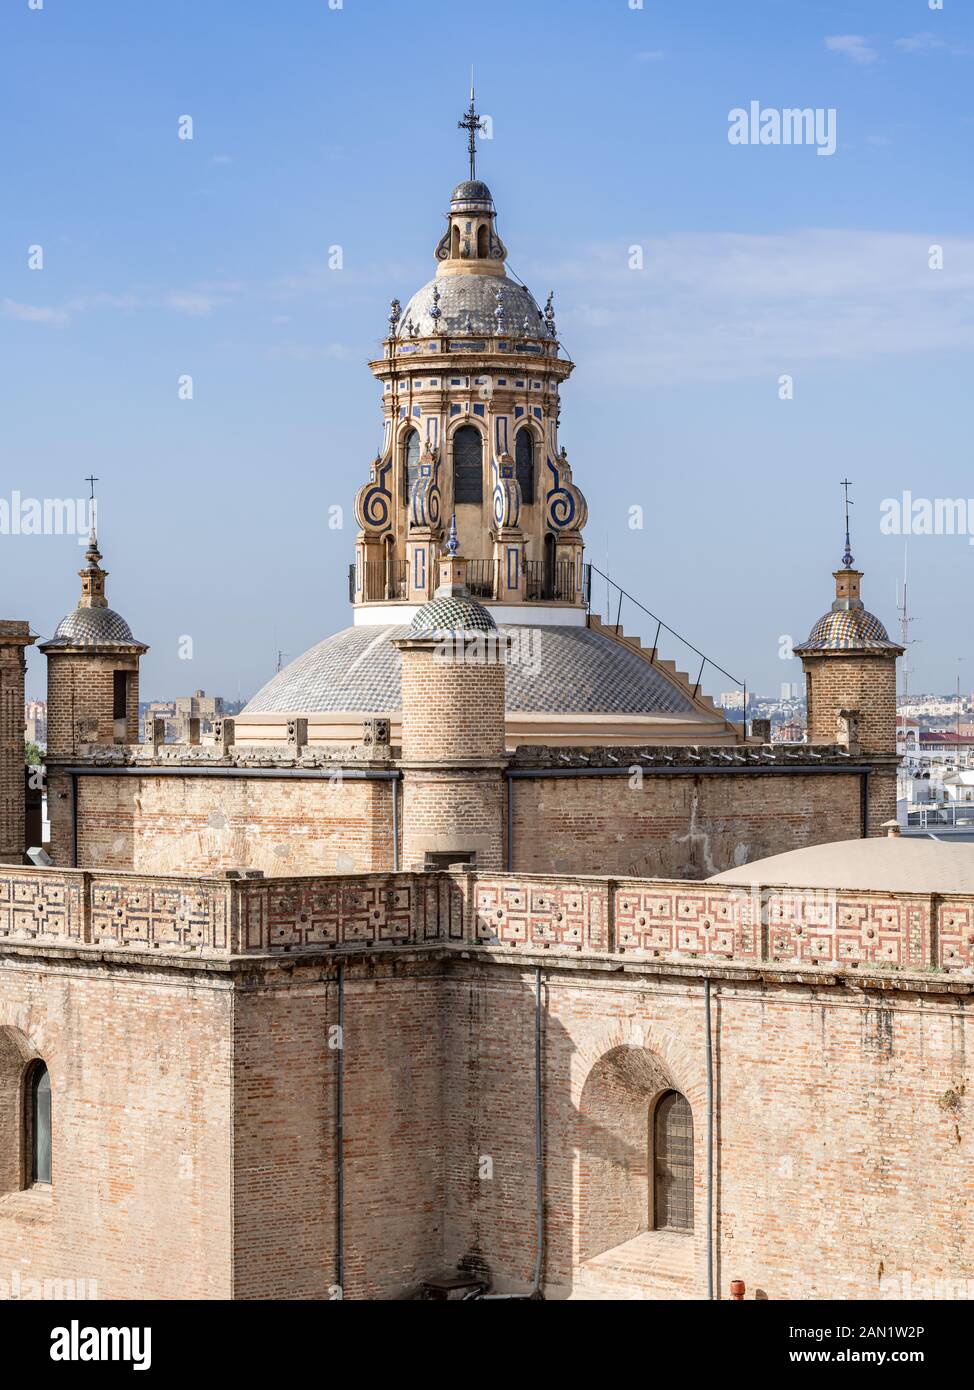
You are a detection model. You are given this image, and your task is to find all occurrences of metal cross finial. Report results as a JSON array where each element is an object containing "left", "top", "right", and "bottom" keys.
[
  {"left": 458, "top": 79, "right": 485, "bottom": 181},
  {"left": 840, "top": 478, "right": 855, "bottom": 567},
  {"left": 85, "top": 474, "right": 98, "bottom": 501}
]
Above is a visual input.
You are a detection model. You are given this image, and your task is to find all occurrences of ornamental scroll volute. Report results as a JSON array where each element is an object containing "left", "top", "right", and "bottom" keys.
[
  {"left": 491, "top": 451, "right": 522, "bottom": 533},
  {"left": 353, "top": 453, "right": 394, "bottom": 537},
  {"left": 545, "top": 445, "right": 588, "bottom": 534}
]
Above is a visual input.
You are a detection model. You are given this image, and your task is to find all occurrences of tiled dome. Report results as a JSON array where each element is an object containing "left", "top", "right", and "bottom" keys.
[
  {"left": 797, "top": 608, "right": 900, "bottom": 653},
  {"left": 450, "top": 180, "right": 494, "bottom": 209},
  {"left": 409, "top": 595, "right": 497, "bottom": 637},
  {"left": 398, "top": 273, "right": 545, "bottom": 340},
  {"left": 243, "top": 624, "right": 697, "bottom": 717},
  {"left": 42, "top": 606, "right": 140, "bottom": 648}
]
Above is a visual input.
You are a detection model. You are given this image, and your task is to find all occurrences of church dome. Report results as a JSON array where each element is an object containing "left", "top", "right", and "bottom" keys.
[
  {"left": 398, "top": 273, "right": 545, "bottom": 340},
  {"left": 43, "top": 606, "right": 138, "bottom": 648},
  {"left": 797, "top": 607, "right": 899, "bottom": 653},
  {"left": 409, "top": 594, "right": 497, "bottom": 637},
  {"left": 243, "top": 624, "right": 699, "bottom": 717},
  {"left": 450, "top": 180, "right": 494, "bottom": 210}
]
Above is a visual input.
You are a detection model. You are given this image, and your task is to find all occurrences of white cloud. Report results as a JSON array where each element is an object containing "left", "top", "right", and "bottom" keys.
[
  {"left": 1, "top": 298, "right": 68, "bottom": 324},
  {"left": 825, "top": 35, "right": 879, "bottom": 65},
  {"left": 165, "top": 291, "right": 218, "bottom": 316},
  {"left": 895, "top": 32, "right": 946, "bottom": 53},
  {"left": 520, "top": 231, "right": 974, "bottom": 386},
  {"left": 896, "top": 32, "right": 972, "bottom": 56},
  {"left": 266, "top": 341, "right": 353, "bottom": 361}
]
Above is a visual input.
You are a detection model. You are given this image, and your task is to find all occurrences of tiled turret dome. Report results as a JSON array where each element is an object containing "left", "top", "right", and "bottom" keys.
[
  {"left": 409, "top": 595, "right": 497, "bottom": 638},
  {"left": 44, "top": 606, "right": 138, "bottom": 648},
  {"left": 798, "top": 607, "right": 900, "bottom": 653},
  {"left": 450, "top": 179, "right": 494, "bottom": 209},
  {"left": 38, "top": 527, "right": 146, "bottom": 653}
]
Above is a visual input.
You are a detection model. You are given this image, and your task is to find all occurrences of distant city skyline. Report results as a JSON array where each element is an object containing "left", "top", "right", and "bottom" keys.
[{"left": 3, "top": 0, "right": 972, "bottom": 703}]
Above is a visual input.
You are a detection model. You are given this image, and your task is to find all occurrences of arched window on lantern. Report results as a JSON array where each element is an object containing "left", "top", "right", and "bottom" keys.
[
  {"left": 653, "top": 1090, "right": 692, "bottom": 1231},
  {"left": 515, "top": 428, "right": 535, "bottom": 504},
  {"left": 403, "top": 430, "right": 421, "bottom": 506},
  {"left": 453, "top": 425, "right": 483, "bottom": 506}
]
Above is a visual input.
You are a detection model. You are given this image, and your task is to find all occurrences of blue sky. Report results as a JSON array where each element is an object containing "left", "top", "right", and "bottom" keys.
[{"left": 2, "top": 0, "right": 972, "bottom": 703}]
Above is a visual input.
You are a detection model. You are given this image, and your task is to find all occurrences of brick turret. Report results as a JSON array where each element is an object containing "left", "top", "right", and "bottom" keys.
[
  {"left": 0, "top": 621, "right": 36, "bottom": 864},
  {"left": 794, "top": 517, "right": 903, "bottom": 834},
  {"left": 39, "top": 524, "right": 147, "bottom": 864},
  {"left": 394, "top": 522, "right": 509, "bottom": 870}
]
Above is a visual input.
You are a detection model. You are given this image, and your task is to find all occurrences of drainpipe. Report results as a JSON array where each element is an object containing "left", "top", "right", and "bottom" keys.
[
  {"left": 391, "top": 774, "right": 400, "bottom": 871},
  {"left": 70, "top": 771, "right": 78, "bottom": 869},
  {"left": 861, "top": 769, "right": 871, "bottom": 839},
  {"left": 705, "top": 976, "right": 714, "bottom": 1301},
  {"left": 506, "top": 775, "right": 514, "bottom": 871},
  {"left": 336, "top": 962, "right": 345, "bottom": 1298},
  {"left": 530, "top": 965, "right": 544, "bottom": 1297}
]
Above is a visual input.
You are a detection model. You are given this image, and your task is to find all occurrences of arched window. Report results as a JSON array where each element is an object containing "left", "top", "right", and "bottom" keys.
[
  {"left": 477, "top": 224, "right": 488, "bottom": 259},
  {"left": 515, "top": 428, "right": 535, "bottom": 504},
  {"left": 653, "top": 1090, "right": 692, "bottom": 1231},
  {"left": 28, "top": 1061, "right": 51, "bottom": 1185},
  {"left": 543, "top": 532, "right": 556, "bottom": 600},
  {"left": 453, "top": 425, "right": 483, "bottom": 505},
  {"left": 403, "top": 430, "right": 420, "bottom": 505}
]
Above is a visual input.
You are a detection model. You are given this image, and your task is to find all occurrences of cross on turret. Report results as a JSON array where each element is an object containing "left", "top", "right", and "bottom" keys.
[
  {"left": 840, "top": 477, "right": 854, "bottom": 567},
  {"left": 458, "top": 80, "right": 485, "bottom": 181}
]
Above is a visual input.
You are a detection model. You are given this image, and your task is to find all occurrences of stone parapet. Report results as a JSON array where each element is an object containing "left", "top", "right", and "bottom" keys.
[{"left": 1, "top": 864, "right": 971, "bottom": 976}]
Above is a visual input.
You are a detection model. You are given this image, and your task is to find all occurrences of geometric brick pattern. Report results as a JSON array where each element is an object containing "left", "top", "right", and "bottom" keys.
[
  {"left": 0, "top": 871, "right": 84, "bottom": 944},
  {"left": 613, "top": 883, "right": 932, "bottom": 969},
  {"left": 474, "top": 879, "right": 607, "bottom": 951},
  {"left": 0, "top": 865, "right": 970, "bottom": 973},
  {"left": 237, "top": 875, "right": 420, "bottom": 952},
  {"left": 615, "top": 885, "right": 753, "bottom": 958},
  {"left": 91, "top": 878, "right": 229, "bottom": 951},
  {"left": 938, "top": 900, "right": 974, "bottom": 971},
  {"left": 764, "top": 891, "right": 925, "bottom": 968}
]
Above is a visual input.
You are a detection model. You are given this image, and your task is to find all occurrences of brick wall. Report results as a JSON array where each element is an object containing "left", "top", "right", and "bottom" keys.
[
  {"left": 0, "top": 861, "right": 971, "bottom": 1300},
  {"left": 46, "top": 653, "right": 140, "bottom": 756},
  {"left": 803, "top": 653, "right": 898, "bottom": 755},
  {"left": 0, "top": 624, "right": 30, "bottom": 864},
  {"left": 401, "top": 771, "right": 506, "bottom": 871},
  {"left": 510, "top": 770, "right": 866, "bottom": 877},
  {"left": 398, "top": 642, "right": 507, "bottom": 870},
  {"left": 49, "top": 772, "right": 396, "bottom": 875},
  {"left": 399, "top": 646, "right": 506, "bottom": 763},
  {"left": 0, "top": 955, "right": 233, "bottom": 1299},
  {"left": 441, "top": 961, "right": 973, "bottom": 1299}
]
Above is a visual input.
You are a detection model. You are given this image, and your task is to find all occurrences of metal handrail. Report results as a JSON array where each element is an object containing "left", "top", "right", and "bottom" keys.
[{"left": 586, "top": 562, "right": 747, "bottom": 717}]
